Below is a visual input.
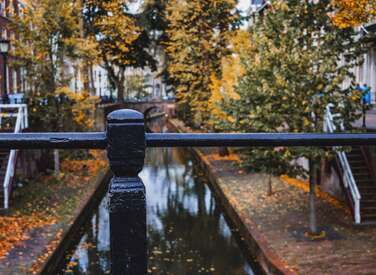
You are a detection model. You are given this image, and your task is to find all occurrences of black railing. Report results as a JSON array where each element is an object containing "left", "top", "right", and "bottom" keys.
[{"left": 3, "top": 108, "right": 376, "bottom": 274}]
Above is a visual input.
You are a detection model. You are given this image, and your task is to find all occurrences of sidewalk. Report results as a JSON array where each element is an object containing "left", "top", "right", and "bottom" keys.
[
  {"left": 0, "top": 153, "right": 109, "bottom": 275},
  {"left": 170, "top": 119, "right": 376, "bottom": 275}
]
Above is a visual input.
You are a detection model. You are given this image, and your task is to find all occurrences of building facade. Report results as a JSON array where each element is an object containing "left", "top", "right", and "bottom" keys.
[
  {"left": 66, "top": 62, "right": 112, "bottom": 98},
  {"left": 355, "top": 20, "right": 376, "bottom": 103},
  {"left": 0, "top": 0, "right": 26, "bottom": 99}
]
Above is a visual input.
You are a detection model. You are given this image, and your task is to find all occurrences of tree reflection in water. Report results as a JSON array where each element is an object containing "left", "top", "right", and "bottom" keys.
[
  {"left": 145, "top": 147, "right": 255, "bottom": 275},
  {"left": 62, "top": 120, "right": 256, "bottom": 274}
]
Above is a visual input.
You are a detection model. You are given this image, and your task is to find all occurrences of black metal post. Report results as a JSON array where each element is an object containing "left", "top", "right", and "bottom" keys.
[
  {"left": 308, "top": 159, "right": 317, "bottom": 235},
  {"left": 2, "top": 53, "right": 8, "bottom": 102},
  {"left": 362, "top": 102, "right": 367, "bottom": 130},
  {"left": 99, "top": 71, "right": 102, "bottom": 98},
  {"left": 107, "top": 109, "right": 147, "bottom": 275}
]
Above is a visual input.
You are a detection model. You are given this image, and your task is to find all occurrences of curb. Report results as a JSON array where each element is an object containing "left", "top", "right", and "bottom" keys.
[{"left": 168, "top": 119, "right": 298, "bottom": 275}]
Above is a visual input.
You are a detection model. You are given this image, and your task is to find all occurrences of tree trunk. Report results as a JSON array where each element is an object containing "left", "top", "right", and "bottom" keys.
[
  {"left": 116, "top": 69, "right": 126, "bottom": 103},
  {"left": 267, "top": 174, "right": 273, "bottom": 196},
  {"left": 81, "top": 61, "right": 91, "bottom": 94},
  {"left": 117, "top": 83, "right": 125, "bottom": 103},
  {"left": 309, "top": 159, "right": 317, "bottom": 234},
  {"left": 116, "top": 77, "right": 124, "bottom": 103},
  {"left": 89, "top": 65, "right": 95, "bottom": 96},
  {"left": 77, "top": 0, "right": 91, "bottom": 95},
  {"left": 54, "top": 149, "right": 60, "bottom": 175}
]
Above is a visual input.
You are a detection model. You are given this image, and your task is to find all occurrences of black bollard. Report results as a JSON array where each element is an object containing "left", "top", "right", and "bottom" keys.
[{"left": 107, "top": 109, "right": 147, "bottom": 275}]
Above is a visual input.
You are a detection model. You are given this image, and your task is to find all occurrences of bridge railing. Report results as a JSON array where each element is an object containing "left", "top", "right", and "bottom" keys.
[{"left": 2, "top": 109, "right": 376, "bottom": 274}]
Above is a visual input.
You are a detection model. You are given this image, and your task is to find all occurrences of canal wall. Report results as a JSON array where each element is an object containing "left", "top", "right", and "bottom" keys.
[
  {"left": 39, "top": 168, "right": 111, "bottom": 275},
  {"left": 168, "top": 118, "right": 376, "bottom": 275},
  {"left": 168, "top": 119, "right": 295, "bottom": 275}
]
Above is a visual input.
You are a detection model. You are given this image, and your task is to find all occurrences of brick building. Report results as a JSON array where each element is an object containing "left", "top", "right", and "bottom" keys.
[{"left": 0, "top": 0, "right": 26, "bottom": 99}]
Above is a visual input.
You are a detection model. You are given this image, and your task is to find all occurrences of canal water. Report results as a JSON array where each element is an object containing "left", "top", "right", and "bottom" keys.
[{"left": 61, "top": 121, "right": 258, "bottom": 274}]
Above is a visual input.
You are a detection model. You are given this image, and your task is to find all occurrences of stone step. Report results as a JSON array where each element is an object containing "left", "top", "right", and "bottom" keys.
[
  {"left": 362, "top": 214, "right": 376, "bottom": 221},
  {"left": 357, "top": 220, "right": 376, "bottom": 226},
  {"left": 350, "top": 148, "right": 361, "bottom": 152},
  {"left": 357, "top": 182, "right": 376, "bottom": 187},
  {"left": 356, "top": 178, "right": 375, "bottom": 183},
  {"left": 348, "top": 159, "right": 364, "bottom": 164},
  {"left": 348, "top": 154, "right": 362, "bottom": 159},
  {"left": 353, "top": 174, "right": 372, "bottom": 180},
  {"left": 358, "top": 189, "right": 376, "bottom": 195},
  {"left": 361, "top": 200, "right": 376, "bottom": 207},
  {"left": 361, "top": 195, "right": 376, "bottom": 201},
  {"left": 353, "top": 176, "right": 372, "bottom": 182},
  {"left": 351, "top": 165, "right": 368, "bottom": 170},
  {"left": 361, "top": 207, "right": 376, "bottom": 214}
]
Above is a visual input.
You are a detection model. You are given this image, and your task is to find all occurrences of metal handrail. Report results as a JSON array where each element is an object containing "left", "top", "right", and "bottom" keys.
[
  {"left": 1, "top": 104, "right": 28, "bottom": 209},
  {"left": 0, "top": 108, "right": 375, "bottom": 273},
  {"left": 0, "top": 132, "right": 375, "bottom": 149},
  {"left": 324, "top": 104, "right": 361, "bottom": 224}
]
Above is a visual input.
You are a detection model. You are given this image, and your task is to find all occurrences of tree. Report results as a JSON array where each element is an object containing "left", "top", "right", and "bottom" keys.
[
  {"left": 165, "top": 0, "right": 240, "bottom": 127},
  {"left": 12, "top": 0, "right": 81, "bottom": 96},
  {"left": 332, "top": 0, "right": 376, "bottom": 28},
  {"left": 12, "top": 0, "right": 98, "bottom": 132},
  {"left": 76, "top": 0, "right": 100, "bottom": 96},
  {"left": 125, "top": 73, "right": 149, "bottom": 100},
  {"left": 28, "top": 88, "right": 98, "bottom": 136},
  {"left": 141, "top": 0, "right": 173, "bottom": 96},
  {"left": 141, "top": 0, "right": 169, "bottom": 42},
  {"left": 208, "top": 30, "right": 251, "bottom": 131},
  {"left": 84, "top": 0, "right": 156, "bottom": 102},
  {"left": 219, "top": 0, "right": 367, "bottom": 234},
  {"left": 12, "top": 0, "right": 99, "bottom": 173}
]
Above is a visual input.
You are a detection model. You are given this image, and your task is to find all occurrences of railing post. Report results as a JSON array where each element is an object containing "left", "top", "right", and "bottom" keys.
[{"left": 106, "top": 109, "right": 147, "bottom": 275}]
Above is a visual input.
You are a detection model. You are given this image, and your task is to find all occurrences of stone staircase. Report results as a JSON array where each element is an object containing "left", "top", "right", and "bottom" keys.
[{"left": 347, "top": 146, "right": 376, "bottom": 224}]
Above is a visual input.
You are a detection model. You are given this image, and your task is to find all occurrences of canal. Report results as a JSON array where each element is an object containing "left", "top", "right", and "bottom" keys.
[{"left": 61, "top": 120, "right": 258, "bottom": 274}]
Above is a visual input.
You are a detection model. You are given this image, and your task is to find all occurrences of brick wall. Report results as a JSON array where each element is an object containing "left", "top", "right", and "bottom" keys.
[{"left": 0, "top": 0, "right": 24, "bottom": 96}]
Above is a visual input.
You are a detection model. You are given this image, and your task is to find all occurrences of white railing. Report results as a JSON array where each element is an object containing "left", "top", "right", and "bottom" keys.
[
  {"left": 0, "top": 104, "right": 28, "bottom": 209},
  {"left": 324, "top": 104, "right": 361, "bottom": 224}
]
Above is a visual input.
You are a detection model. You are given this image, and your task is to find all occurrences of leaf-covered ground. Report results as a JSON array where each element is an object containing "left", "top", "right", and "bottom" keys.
[
  {"left": 201, "top": 152, "right": 376, "bottom": 274},
  {"left": 0, "top": 150, "right": 107, "bottom": 275},
  {"left": 170, "top": 119, "right": 376, "bottom": 274}
]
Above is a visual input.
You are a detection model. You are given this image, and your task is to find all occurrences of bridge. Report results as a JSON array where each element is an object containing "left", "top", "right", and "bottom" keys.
[
  {"left": 1, "top": 109, "right": 376, "bottom": 274},
  {"left": 100, "top": 99, "right": 176, "bottom": 119}
]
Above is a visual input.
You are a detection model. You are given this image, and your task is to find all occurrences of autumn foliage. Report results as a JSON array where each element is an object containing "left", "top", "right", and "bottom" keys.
[
  {"left": 85, "top": 0, "right": 156, "bottom": 102},
  {"left": 208, "top": 30, "right": 251, "bottom": 130},
  {"left": 332, "top": 0, "right": 376, "bottom": 28},
  {"left": 12, "top": 0, "right": 100, "bottom": 133},
  {"left": 0, "top": 151, "right": 106, "bottom": 267},
  {"left": 165, "top": 0, "right": 240, "bottom": 127},
  {"left": 211, "top": 0, "right": 366, "bottom": 178}
]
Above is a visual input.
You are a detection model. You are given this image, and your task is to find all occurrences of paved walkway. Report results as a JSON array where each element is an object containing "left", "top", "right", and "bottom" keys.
[
  {"left": 170, "top": 119, "right": 376, "bottom": 274},
  {"left": 209, "top": 163, "right": 376, "bottom": 274}
]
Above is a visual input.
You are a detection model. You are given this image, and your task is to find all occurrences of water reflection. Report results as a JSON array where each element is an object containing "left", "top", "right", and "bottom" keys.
[
  {"left": 62, "top": 122, "right": 256, "bottom": 274},
  {"left": 144, "top": 148, "right": 254, "bottom": 275}
]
